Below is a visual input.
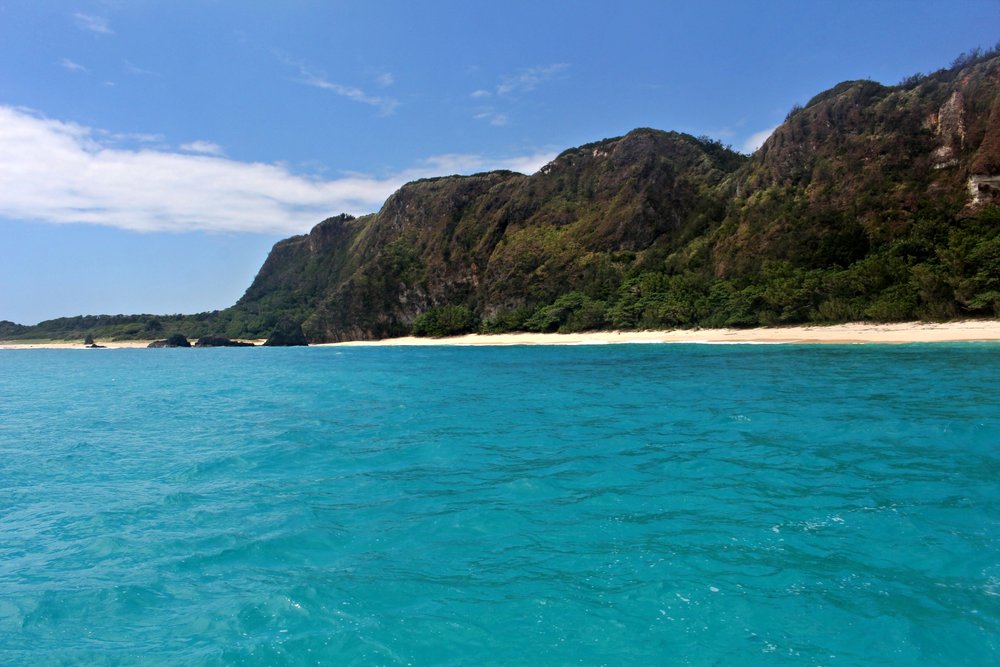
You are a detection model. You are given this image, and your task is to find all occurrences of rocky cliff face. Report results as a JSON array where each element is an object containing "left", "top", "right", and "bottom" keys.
[
  {"left": 232, "top": 52, "right": 1000, "bottom": 341},
  {"left": 713, "top": 55, "right": 1000, "bottom": 275},
  {"left": 234, "top": 131, "right": 745, "bottom": 341}
]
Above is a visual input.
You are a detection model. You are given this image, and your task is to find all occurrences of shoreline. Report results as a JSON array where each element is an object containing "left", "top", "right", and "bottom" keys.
[
  {"left": 326, "top": 320, "right": 1000, "bottom": 346},
  {"left": 0, "top": 339, "right": 265, "bottom": 350},
  {"left": 6, "top": 320, "right": 999, "bottom": 349}
]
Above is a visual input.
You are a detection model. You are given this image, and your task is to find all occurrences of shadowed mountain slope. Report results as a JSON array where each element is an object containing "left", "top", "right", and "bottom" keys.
[{"left": 232, "top": 130, "right": 749, "bottom": 341}]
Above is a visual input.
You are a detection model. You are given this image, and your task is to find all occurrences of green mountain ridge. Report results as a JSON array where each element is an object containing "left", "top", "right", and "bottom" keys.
[{"left": 7, "top": 49, "right": 1000, "bottom": 343}]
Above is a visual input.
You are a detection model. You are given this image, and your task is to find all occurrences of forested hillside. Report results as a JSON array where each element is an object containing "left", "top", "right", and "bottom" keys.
[{"left": 227, "top": 49, "right": 1000, "bottom": 341}]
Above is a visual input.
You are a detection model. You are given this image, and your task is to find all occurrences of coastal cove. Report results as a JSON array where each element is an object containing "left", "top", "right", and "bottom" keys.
[
  {"left": 5, "top": 7, "right": 1000, "bottom": 665},
  {"left": 1, "top": 344, "right": 998, "bottom": 664}
]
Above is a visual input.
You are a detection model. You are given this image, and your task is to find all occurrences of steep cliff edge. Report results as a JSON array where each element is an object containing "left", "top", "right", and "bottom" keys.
[
  {"left": 703, "top": 53, "right": 1000, "bottom": 322},
  {"left": 234, "top": 130, "right": 747, "bottom": 341},
  {"left": 716, "top": 55, "right": 1000, "bottom": 276}
]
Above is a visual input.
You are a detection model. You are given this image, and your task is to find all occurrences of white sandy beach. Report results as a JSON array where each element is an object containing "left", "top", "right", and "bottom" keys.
[
  {"left": 3, "top": 321, "right": 1000, "bottom": 350},
  {"left": 328, "top": 320, "right": 1000, "bottom": 346},
  {"left": 0, "top": 340, "right": 154, "bottom": 350}
]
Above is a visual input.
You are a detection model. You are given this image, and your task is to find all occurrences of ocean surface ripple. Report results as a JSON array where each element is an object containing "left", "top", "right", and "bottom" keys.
[{"left": 1, "top": 344, "right": 998, "bottom": 665}]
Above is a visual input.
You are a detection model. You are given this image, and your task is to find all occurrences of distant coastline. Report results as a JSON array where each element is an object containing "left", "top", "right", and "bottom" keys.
[
  {"left": 4, "top": 321, "right": 1000, "bottom": 349},
  {"left": 0, "top": 339, "right": 266, "bottom": 350}
]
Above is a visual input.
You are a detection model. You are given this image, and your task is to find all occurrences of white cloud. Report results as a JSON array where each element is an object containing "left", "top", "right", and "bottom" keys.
[
  {"left": 375, "top": 72, "right": 395, "bottom": 87},
  {"left": 180, "top": 140, "right": 226, "bottom": 156},
  {"left": 124, "top": 60, "right": 158, "bottom": 77},
  {"left": 100, "top": 130, "right": 164, "bottom": 146},
  {"left": 743, "top": 125, "right": 778, "bottom": 153},
  {"left": 73, "top": 13, "right": 113, "bottom": 35},
  {"left": 496, "top": 63, "right": 569, "bottom": 96},
  {"left": 474, "top": 110, "right": 509, "bottom": 127},
  {"left": 0, "top": 106, "right": 554, "bottom": 235},
  {"left": 413, "top": 151, "right": 554, "bottom": 176},
  {"left": 471, "top": 64, "right": 569, "bottom": 125},
  {"left": 277, "top": 53, "right": 399, "bottom": 116},
  {"left": 304, "top": 76, "right": 399, "bottom": 115},
  {"left": 493, "top": 152, "right": 555, "bottom": 175},
  {"left": 59, "top": 58, "right": 88, "bottom": 73}
]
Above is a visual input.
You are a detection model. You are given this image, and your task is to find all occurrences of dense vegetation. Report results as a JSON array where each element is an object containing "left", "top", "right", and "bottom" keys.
[
  {"left": 0, "top": 312, "right": 235, "bottom": 343},
  {"left": 4, "top": 48, "right": 999, "bottom": 343},
  {"left": 474, "top": 204, "right": 999, "bottom": 334}
]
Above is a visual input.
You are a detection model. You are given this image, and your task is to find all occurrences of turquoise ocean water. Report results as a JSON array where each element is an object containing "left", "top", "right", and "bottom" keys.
[{"left": 1, "top": 344, "right": 998, "bottom": 665}]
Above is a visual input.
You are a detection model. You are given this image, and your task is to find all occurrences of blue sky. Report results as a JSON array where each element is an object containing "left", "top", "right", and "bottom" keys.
[{"left": 1, "top": 1, "right": 998, "bottom": 325}]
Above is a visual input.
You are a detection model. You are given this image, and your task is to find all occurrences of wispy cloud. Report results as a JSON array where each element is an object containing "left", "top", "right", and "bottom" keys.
[
  {"left": 59, "top": 58, "right": 88, "bottom": 73},
  {"left": 375, "top": 71, "right": 395, "bottom": 87},
  {"left": 743, "top": 125, "right": 778, "bottom": 153},
  {"left": 304, "top": 76, "right": 400, "bottom": 115},
  {"left": 97, "top": 130, "right": 165, "bottom": 147},
  {"left": 0, "top": 106, "right": 554, "bottom": 235},
  {"left": 414, "top": 152, "right": 554, "bottom": 176},
  {"left": 180, "top": 140, "right": 226, "bottom": 156},
  {"left": 277, "top": 53, "right": 399, "bottom": 116},
  {"left": 470, "top": 63, "right": 569, "bottom": 126},
  {"left": 474, "top": 111, "right": 508, "bottom": 127},
  {"left": 496, "top": 63, "right": 569, "bottom": 96},
  {"left": 124, "top": 60, "right": 158, "bottom": 77},
  {"left": 73, "top": 13, "right": 113, "bottom": 35}
]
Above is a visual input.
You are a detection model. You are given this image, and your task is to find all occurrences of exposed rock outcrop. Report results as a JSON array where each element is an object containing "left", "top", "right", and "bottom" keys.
[
  {"left": 148, "top": 334, "right": 192, "bottom": 348},
  {"left": 194, "top": 336, "right": 255, "bottom": 347},
  {"left": 263, "top": 319, "right": 308, "bottom": 346},
  {"left": 82, "top": 335, "right": 105, "bottom": 348}
]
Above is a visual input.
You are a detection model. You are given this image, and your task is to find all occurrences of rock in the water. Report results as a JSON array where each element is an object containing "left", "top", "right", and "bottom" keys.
[
  {"left": 194, "top": 335, "right": 255, "bottom": 347},
  {"left": 148, "top": 333, "right": 192, "bottom": 348},
  {"left": 264, "top": 319, "right": 309, "bottom": 346},
  {"left": 83, "top": 334, "right": 105, "bottom": 348}
]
